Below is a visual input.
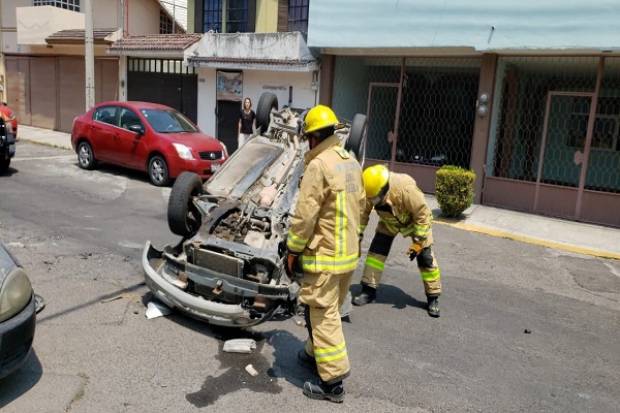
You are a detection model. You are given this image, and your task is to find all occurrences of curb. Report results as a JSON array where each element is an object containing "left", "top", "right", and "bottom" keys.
[
  {"left": 434, "top": 219, "right": 620, "bottom": 260},
  {"left": 19, "top": 137, "right": 72, "bottom": 151}
]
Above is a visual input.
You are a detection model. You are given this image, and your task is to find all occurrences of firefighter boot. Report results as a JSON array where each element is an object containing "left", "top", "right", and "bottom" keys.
[
  {"left": 352, "top": 283, "right": 376, "bottom": 306},
  {"left": 303, "top": 380, "right": 345, "bottom": 403},
  {"left": 297, "top": 349, "right": 317, "bottom": 372},
  {"left": 427, "top": 295, "right": 440, "bottom": 318}
]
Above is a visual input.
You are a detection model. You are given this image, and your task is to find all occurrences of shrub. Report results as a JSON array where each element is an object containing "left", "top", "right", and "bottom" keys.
[{"left": 435, "top": 165, "right": 476, "bottom": 218}]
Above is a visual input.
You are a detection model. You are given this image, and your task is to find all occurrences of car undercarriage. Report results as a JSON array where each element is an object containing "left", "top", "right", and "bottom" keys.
[{"left": 143, "top": 93, "right": 366, "bottom": 327}]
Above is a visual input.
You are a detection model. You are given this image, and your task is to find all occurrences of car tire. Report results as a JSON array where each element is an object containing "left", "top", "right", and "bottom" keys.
[
  {"left": 168, "top": 172, "right": 204, "bottom": 237},
  {"left": 256, "top": 92, "right": 278, "bottom": 134},
  {"left": 0, "top": 156, "right": 10, "bottom": 174},
  {"left": 77, "top": 141, "right": 97, "bottom": 170},
  {"left": 345, "top": 113, "right": 368, "bottom": 166},
  {"left": 148, "top": 155, "right": 170, "bottom": 187}
]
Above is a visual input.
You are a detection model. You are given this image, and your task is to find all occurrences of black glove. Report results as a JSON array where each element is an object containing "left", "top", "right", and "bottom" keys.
[{"left": 286, "top": 252, "right": 302, "bottom": 279}]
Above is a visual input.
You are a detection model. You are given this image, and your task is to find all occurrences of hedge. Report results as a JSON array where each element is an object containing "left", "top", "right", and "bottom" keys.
[{"left": 435, "top": 165, "right": 476, "bottom": 218}]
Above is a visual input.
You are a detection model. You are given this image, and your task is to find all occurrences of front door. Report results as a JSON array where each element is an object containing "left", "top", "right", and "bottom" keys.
[
  {"left": 116, "top": 107, "right": 146, "bottom": 168},
  {"left": 533, "top": 93, "right": 592, "bottom": 218},
  {"left": 217, "top": 100, "right": 241, "bottom": 152},
  {"left": 91, "top": 106, "right": 119, "bottom": 161},
  {"left": 366, "top": 83, "right": 399, "bottom": 163}
]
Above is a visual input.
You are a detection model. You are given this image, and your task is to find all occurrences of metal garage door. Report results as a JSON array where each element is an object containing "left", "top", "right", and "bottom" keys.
[
  {"left": 127, "top": 58, "right": 197, "bottom": 122},
  {"left": 30, "top": 57, "right": 57, "bottom": 130},
  {"left": 6, "top": 56, "right": 118, "bottom": 132},
  {"left": 58, "top": 57, "right": 85, "bottom": 132},
  {"left": 5, "top": 57, "right": 31, "bottom": 125}
]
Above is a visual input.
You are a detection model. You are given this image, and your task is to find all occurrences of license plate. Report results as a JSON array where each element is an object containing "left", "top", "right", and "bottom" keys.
[
  {"left": 9, "top": 143, "right": 16, "bottom": 156},
  {"left": 211, "top": 163, "right": 221, "bottom": 173}
]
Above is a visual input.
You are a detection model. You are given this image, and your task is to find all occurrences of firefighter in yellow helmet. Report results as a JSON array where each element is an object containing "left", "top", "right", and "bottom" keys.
[
  {"left": 286, "top": 104, "right": 365, "bottom": 402},
  {"left": 353, "top": 164, "right": 442, "bottom": 317}
]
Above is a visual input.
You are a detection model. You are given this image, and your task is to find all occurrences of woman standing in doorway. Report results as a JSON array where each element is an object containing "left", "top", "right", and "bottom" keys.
[{"left": 238, "top": 97, "right": 256, "bottom": 149}]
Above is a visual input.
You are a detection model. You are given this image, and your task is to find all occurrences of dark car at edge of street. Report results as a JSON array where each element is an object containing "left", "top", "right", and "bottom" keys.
[
  {"left": 0, "top": 242, "right": 36, "bottom": 380},
  {"left": 0, "top": 117, "right": 16, "bottom": 174}
]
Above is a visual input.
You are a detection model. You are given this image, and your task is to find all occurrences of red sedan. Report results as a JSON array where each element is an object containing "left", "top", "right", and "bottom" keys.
[
  {"left": 0, "top": 103, "right": 18, "bottom": 135},
  {"left": 71, "top": 101, "right": 227, "bottom": 186}
]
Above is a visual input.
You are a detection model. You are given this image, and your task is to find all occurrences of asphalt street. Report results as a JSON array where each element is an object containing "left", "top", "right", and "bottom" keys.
[{"left": 0, "top": 142, "right": 619, "bottom": 412}]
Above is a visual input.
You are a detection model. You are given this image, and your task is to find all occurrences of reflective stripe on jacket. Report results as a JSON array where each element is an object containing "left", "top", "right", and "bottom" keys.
[
  {"left": 360, "top": 172, "right": 434, "bottom": 245},
  {"left": 287, "top": 135, "right": 365, "bottom": 274}
]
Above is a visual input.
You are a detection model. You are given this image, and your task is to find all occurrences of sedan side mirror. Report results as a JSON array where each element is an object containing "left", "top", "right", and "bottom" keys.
[{"left": 128, "top": 124, "right": 144, "bottom": 135}]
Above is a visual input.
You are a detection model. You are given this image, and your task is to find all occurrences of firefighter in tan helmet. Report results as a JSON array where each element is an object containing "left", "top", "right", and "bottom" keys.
[
  {"left": 353, "top": 164, "right": 442, "bottom": 317},
  {"left": 286, "top": 104, "right": 365, "bottom": 403}
]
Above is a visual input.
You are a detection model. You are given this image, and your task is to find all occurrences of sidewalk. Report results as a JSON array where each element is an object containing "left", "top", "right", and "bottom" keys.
[
  {"left": 17, "top": 125, "right": 620, "bottom": 259},
  {"left": 427, "top": 196, "right": 620, "bottom": 260},
  {"left": 18, "top": 125, "right": 72, "bottom": 150}
]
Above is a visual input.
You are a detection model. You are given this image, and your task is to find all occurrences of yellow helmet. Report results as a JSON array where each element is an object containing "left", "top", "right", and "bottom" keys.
[
  {"left": 363, "top": 164, "right": 390, "bottom": 198},
  {"left": 304, "top": 105, "right": 339, "bottom": 134}
]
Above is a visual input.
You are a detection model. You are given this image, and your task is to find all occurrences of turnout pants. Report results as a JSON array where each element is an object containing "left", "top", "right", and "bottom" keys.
[
  {"left": 362, "top": 223, "right": 442, "bottom": 297},
  {"left": 300, "top": 270, "right": 353, "bottom": 384}
]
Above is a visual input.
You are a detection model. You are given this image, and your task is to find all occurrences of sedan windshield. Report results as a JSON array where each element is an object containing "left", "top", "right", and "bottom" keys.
[{"left": 141, "top": 109, "right": 198, "bottom": 133}]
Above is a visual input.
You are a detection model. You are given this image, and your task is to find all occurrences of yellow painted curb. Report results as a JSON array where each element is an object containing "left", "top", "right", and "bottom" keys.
[{"left": 433, "top": 218, "right": 620, "bottom": 260}]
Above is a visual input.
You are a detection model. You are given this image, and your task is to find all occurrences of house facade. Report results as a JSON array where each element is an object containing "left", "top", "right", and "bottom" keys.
[
  {"left": 187, "top": 0, "right": 315, "bottom": 152},
  {"left": 310, "top": 0, "right": 620, "bottom": 227},
  {"left": 0, "top": 0, "right": 181, "bottom": 132}
]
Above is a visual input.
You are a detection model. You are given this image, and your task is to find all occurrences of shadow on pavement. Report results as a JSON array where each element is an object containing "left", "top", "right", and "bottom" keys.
[
  {"left": 0, "top": 167, "right": 18, "bottom": 177},
  {"left": 182, "top": 328, "right": 311, "bottom": 408},
  {"left": 350, "top": 282, "right": 427, "bottom": 310},
  {"left": 0, "top": 350, "right": 43, "bottom": 409}
]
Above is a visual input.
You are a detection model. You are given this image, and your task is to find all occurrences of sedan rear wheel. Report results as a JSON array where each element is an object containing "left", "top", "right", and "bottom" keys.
[
  {"left": 77, "top": 141, "right": 96, "bottom": 170},
  {"left": 148, "top": 155, "right": 170, "bottom": 186}
]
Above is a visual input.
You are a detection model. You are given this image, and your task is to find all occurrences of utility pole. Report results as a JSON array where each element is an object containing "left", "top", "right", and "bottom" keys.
[
  {"left": 172, "top": 1, "right": 176, "bottom": 33},
  {"left": 84, "top": 0, "right": 95, "bottom": 111}
]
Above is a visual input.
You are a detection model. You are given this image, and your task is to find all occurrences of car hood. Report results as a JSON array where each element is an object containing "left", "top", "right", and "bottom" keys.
[{"left": 163, "top": 133, "right": 224, "bottom": 152}]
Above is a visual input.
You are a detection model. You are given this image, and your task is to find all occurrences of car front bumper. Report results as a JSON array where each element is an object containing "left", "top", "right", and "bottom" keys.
[
  {"left": 0, "top": 294, "right": 36, "bottom": 379},
  {"left": 168, "top": 157, "right": 225, "bottom": 179},
  {"left": 142, "top": 241, "right": 292, "bottom": 327}
]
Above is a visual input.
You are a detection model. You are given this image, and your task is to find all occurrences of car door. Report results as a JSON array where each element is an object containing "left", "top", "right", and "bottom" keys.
[
  {"left": 91, "top": 106, "right": 119, "bottom": 161},
  {"left": 116, "top": 107, "right": 147, "bottom": 169}
]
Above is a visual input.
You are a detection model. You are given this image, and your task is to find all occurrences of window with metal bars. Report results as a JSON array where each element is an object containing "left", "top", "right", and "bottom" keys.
[
  {"left": 226, "top": 0, "right": 248, "bottom": 33},
  {"left": 288, "top": 0, "right": 309, "bottom": 33},
  {"left": 203, "top": 0, "right": 222, "bottom": 32},
  {"left": 160, "top": 10, "right": 173, "bottom": 34},
  {"left": 33, "top": 0, "right": 80, "bottom": 12}
]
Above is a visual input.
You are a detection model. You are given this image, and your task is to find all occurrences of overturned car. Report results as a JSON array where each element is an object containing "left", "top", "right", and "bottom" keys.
[{"left": 143, "top": 93, "right": 367, "bottom": 327}]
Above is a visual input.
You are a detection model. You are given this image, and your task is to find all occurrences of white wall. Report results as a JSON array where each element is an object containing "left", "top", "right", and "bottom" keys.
[
  {"left": 128, "top": 0, "right": 160, "bottom": 35},
  {"left": 242, "top": 70, "right": 317, "bottom": 111},
  {"left": 197, "top": 67, "right": 318, "bottom": 138},
  {"left": 197, "top": 67, "right": 217, "bottom": 136},
  {"left": 93, "top": 0, "right": 120, "bottom": 29}
]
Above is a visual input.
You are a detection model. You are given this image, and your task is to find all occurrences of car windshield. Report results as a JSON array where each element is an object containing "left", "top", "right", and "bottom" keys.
[{"left": 140, "top": 109, "right": 198, "bottom": 133}]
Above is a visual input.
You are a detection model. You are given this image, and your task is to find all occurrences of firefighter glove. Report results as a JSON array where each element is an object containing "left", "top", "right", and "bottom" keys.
[
  {"left": 286, "top": 252, "right": 302, "bottom": 279},
  {"left": 408, "top": 242, "right": 423, "bottom": 261}
]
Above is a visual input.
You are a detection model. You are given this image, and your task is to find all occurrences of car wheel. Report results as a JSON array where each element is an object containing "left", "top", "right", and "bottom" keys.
[
  {"left": 256, "top": 92, "right": 279, "bottom": 134},
  {"left": 345, "top": 113, "right": 368, "bottom": 166},
  {"left": 168, "top": 172, "right": 204, "bottom": 237},
  {"left": 0, "top": 155, "right": 10, "bottom": 174},
  {"left": 148, "top": 155, "right": 170, "bottom": 186},
  {"left": 77, "top": 141, "right": 96, "bottom": 170}
]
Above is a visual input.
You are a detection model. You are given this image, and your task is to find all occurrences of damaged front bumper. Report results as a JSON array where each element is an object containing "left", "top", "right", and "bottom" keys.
[{"left": 142, "top": 241, "right": 296, "bottom": 327}]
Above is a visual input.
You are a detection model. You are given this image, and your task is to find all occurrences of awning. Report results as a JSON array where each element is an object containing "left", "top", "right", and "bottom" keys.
[
  {"left": 188, "top": 32, "right": 318, "bottom": 72},
  {"left": 46, "top": 29, "right": 120, "bottom": 45},
  {"left": 108, "top": 34, "right": 202, "bottom": 58}
]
